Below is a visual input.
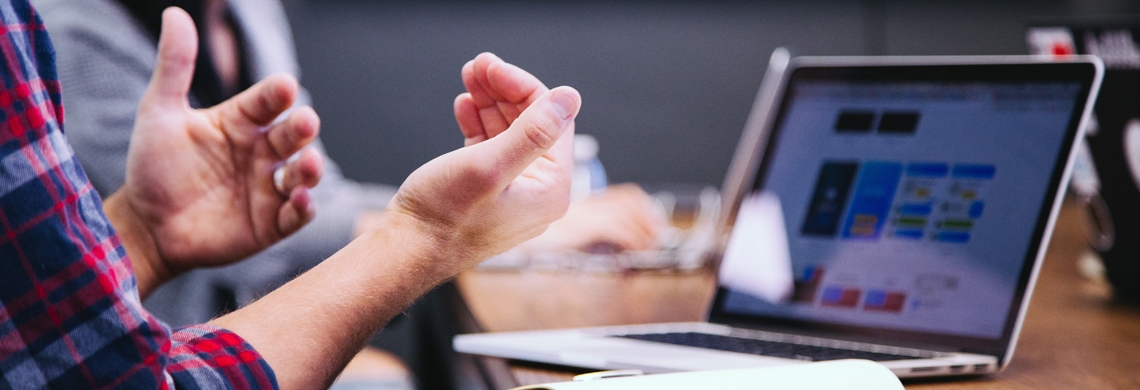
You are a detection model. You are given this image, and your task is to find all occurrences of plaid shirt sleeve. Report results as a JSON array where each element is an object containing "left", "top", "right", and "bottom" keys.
[{"left": 0, "top": 1, "right": 278, "bottom": 388}]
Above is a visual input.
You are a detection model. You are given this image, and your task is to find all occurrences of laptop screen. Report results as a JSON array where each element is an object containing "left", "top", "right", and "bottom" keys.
[{"left": 711, "top": 62, "right": 1097, "bottom": 356}]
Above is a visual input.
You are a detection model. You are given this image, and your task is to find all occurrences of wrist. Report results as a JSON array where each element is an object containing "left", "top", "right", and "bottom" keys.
[
  {"left": 352, "top": 209, "right": 387, "bottom": 238},
  {"left": 209, "top": 205, "right": 467, "bottom": 389},
  {"left": 365, "top": 209, "right": 476, "bottom": 285},
  {"left": 104, "top": 191, "right": 170, "bottom": 298}
]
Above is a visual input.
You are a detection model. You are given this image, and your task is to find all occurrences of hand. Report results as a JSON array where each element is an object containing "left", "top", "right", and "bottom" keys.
[
  {"left": 454, "top": 52, "right": 549, "bottom": 147},
  {"left": 210, "top": 53, "right": 579, "bottom": 390},
  {"left": 104, "top": 8, "right": 323, "bottom": 296},
  {"left": 521, "top": 183, "right": 666, "bottom": 252},
  {"left": 383, "top": 53, "right": 581, "bottom": 275},
  {"left": 453, "top": 56, "right": 661, "bottom": 253}
]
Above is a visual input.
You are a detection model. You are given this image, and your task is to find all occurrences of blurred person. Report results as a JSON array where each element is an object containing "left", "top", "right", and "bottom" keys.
[
  {"left": 36, "top": 0, "right": 660, "bottom": 321},
  {"left": 0, "top": 1, "right": 583, "bottom": 387}
]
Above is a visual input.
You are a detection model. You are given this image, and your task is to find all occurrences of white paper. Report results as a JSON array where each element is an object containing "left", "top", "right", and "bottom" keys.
[
  {"left": 512, "top": 359, "right": 902, "bottom": 390},
  {"left": 719, "top": 192, "right": 794, "bottom": 303}
]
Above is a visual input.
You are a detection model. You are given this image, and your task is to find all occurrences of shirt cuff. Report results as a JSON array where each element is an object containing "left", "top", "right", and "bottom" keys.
[{"left": 166, "top": 324, "right": 279, "bottom": 390}]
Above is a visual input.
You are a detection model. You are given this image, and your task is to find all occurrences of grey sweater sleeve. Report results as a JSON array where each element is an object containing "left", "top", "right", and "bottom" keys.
[
  {"left": 37, "top": 0, "right": 397, "bottom": 323},
  {"left": 41, "top": 0, "right": 151, "bottom": 196}
]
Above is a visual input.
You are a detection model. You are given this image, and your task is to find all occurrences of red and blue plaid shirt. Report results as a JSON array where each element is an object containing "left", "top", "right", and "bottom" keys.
[{"left": 0, "top": 1, "right": 277, "bottom": 388}]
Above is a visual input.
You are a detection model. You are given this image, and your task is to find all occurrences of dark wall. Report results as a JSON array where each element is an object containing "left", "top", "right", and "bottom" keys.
[{"left": 281, "top": 0, "right": 1140, "bottom": 188}]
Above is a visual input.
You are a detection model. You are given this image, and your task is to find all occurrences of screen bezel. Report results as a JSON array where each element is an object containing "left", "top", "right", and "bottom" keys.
[{"left": 708, "top": 58, "right": 1100, "bottom": 361}]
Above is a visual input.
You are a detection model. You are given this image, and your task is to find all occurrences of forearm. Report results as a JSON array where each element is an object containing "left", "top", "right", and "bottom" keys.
[
  {"left": 209, "top": 211, "right": 457, "bottom": 390},
  {"left": 103, "top": 191, "right": 168, "bottom": 298}
]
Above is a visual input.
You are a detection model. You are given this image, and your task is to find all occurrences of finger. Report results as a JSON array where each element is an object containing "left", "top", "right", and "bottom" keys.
[
  {"left": 277, "top": 186, "right": 316, "bottom": 236},
  {"left": 461, "top": 58, "right": 494, "bottom": 108},
  {"left": 486, "top": 60, "right": 546, "bottom": 107},
  {"left": 454, "top": 93, "right": 487, "bottom": 146},
  {"left": 483, "top": 61, "right": 545, "bottom": 128},
  {"left": 592, "top": 223, "right": 641, "bottom": 252},
  {"left": 606, "top": 203, "right": 659, "bottom": 251},
  {"left": 475, "top": 86, "right": 581, "bottom": 185},
  {"left": 267, "top": 106, "right": 320, "bottom": 159},
  {"left": 477, "top": 105, "right": 512, "bottom": 139},
  {"left": 468, "top": 52, "right": 505, "bottom": 104},
  {"left": 628, "top": 215, "right": 661, "bottom": 250},
  {"left": 581, "top": 186, "right": 662, "bottom": 250},
  {"left": 627, "top": 198, "right": 666, "bottom": 247},
  {"left": 609, "top": 208, "right": 657, "bottom": 249},
  {"left": 141, "top": 7, "right": 197, "bottom": 110},
  {"left": 462, "top": 57, "right": 511, "bottom": 136},
  {"left": 275, "top": 148, "right": 324, "bottom": 196},
  {"left": 616, "top": 222, "right": 657, "bottom": 251},
  {"left": 212, "top": 74, "right": 299, "bottom": 141},
  {"left": 469, "top": 53, "right": 549, "bottom": 138},
  {"left": 588, "top": 215, "right": 654, "bottom": 252}
]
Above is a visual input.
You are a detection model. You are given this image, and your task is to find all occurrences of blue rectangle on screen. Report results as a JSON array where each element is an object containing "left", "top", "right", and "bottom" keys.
[
  {"left": 905, "top": 163, "right": 949, "bottom": 178},
  {"left": 936, "top": 231, "right": 971, "bottom": 243},
  {"left": 898, "top": 203, "right": 933, "bottom": 216},
  {"left": 894, "top": 229, "right": 924, "bottom": 239},
  {"left": 841, "top": 161, "right": 903, "bottom": 239},
  {"left": 951, "top": 164, "right": 996, "bottom": 179},
  {"left": 969, "top": 201, "right": 985, "bottom": 218},
  {"left": 864, "top": 290, "right": 886, "bottom": 306},
  {"left": 821, "top": 287, "right": 844, "bottom": 303}
]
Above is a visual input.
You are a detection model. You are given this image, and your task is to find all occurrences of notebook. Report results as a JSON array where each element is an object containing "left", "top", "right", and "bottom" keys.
[
  {"left": 510, "top": 360, "right": 901, "bottom": 390},
  {"left": 454, "top": 52, "right": 1103, "bottom": 378}
]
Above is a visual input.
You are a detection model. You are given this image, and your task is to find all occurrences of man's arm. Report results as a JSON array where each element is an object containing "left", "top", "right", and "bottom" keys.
[
  {"left": 108, "top": 8, "right": 578, "bottom": 389},
  {"left": 213, "top": 62, "right": 581, "bottom": 390}
]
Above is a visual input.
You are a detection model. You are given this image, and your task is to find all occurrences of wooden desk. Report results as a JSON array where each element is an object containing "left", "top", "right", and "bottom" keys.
[{"left": 456, "top": 201, "right": 1140, "bottom": 389}]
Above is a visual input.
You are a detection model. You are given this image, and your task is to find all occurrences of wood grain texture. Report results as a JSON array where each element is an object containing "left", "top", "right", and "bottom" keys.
[{"left": 457, "top": 201, "right": 1140, "bottom": 389}]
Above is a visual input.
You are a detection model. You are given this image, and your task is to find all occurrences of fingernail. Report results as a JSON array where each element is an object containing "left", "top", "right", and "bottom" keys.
[{"left": 550, "top": 90, "right": 577, "bottom": 121}]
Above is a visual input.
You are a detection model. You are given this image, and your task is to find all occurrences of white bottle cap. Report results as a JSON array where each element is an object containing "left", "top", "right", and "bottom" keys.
[{"left": 574, "top": 134, "right": 599, "bottom": 162}]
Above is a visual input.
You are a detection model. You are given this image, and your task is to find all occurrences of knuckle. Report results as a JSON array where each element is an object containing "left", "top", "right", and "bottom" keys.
[
  {"left": 257, "top": 87, "right": 277, "bottom": 113},
  {"left": 162, "top": 48, "right": 195, "bottom": 71},
  {"left": 521, "top": 118, "right": 558, "bottom": 150}
]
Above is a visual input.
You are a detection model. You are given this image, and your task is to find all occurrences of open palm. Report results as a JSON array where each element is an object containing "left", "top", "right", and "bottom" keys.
[{"left": 119, "top": 8, "right": 322, "bottom": 275}]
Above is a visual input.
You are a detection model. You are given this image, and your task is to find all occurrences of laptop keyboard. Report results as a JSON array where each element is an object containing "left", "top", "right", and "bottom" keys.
[{"left": 615, "top": 332, "right": 924, "bottom": 362}]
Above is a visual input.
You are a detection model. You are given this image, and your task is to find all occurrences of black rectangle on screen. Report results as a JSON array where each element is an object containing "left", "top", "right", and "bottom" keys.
[
  {"left": 835, "top": 111, "right": 875, "bottom": 132},
  {"left": 878, "top": 111, "right": 920, "bottom": 134}
]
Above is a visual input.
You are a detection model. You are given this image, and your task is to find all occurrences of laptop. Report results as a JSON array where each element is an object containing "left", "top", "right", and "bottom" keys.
[{"left": 454, "top": 52, "right": 1104, "bottom": 378}]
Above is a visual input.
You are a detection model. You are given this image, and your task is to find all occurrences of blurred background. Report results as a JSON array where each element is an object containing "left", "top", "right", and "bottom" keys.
[{"left": 279, "top": 0, "right": 1140, "bottom": 189}]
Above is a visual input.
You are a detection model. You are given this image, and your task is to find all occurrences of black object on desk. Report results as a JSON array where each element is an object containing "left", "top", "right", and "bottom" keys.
[{"left": 1028, "top": 20, "right": 1140, "bottom": 303}]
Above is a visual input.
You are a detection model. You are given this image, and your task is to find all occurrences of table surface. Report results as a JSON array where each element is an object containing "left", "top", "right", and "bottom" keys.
[{"left": 456, "top": 201, "right": 1140, "bottom": 389}]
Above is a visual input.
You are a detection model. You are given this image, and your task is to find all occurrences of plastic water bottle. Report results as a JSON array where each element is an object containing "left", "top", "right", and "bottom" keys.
[{"left": 572, "top": 134, "right": 607, "bottom": 199}]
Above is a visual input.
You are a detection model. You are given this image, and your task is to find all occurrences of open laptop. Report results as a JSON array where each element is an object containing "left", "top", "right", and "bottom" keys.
[{"left": 454, "top": 53, "right": 1103, "bottom": 378}]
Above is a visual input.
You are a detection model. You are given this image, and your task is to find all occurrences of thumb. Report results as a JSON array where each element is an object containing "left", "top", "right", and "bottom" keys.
[
  {"left": 478, "top": 86, "right": 581, "bottom": 184},
  {"left": 142, "top": 7, "right": 198, "bottom": 109}
]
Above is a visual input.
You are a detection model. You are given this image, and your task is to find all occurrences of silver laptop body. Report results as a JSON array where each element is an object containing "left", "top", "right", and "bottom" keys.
[{"left": 455, "top": 52, "right": 1103, "bottom": 379}]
